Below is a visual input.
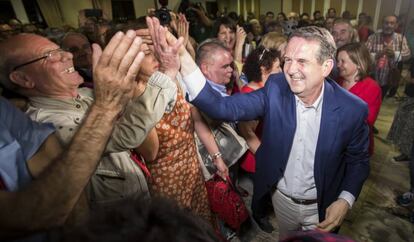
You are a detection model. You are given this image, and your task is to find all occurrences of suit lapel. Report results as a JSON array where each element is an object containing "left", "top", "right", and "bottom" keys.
[
  {"left": 281, "top": 88, "right": 297, "bottom": 162},
  {"left": 314, "top": 80, "right": 341, "bottom": 190}
]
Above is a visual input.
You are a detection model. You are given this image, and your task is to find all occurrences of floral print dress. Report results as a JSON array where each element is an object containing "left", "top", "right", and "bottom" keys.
[{"left": 147, "top": 88, "right": 212, "bottom": 222}]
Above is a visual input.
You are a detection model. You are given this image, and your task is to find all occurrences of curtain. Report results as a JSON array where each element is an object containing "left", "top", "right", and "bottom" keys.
[
  {"left": 36, "top": 0, "right": 64, "bottom": 27},
  {"left": 92, "top": 0, "right": 112, "bottom": 20}
]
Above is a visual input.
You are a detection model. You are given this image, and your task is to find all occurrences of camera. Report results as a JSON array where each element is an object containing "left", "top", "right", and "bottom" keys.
[
  {"left": 185, "top": 8, "right": 197, "bottom": 23},
  {"left": 154, "top": 7, "right": 172, "bottom": 26},
  {"left": 185, "top": 4, "right": 201, "bottom": 22}
]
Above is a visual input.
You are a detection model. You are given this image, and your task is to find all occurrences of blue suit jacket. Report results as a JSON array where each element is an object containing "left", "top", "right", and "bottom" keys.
[{"left": 192, "top": 73, "right": 370, "bottom": 221}]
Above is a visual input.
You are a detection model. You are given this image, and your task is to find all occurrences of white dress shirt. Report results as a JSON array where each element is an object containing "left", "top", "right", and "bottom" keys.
[{"left": 277, "top": 86, "right": 324, "bottom": 200}]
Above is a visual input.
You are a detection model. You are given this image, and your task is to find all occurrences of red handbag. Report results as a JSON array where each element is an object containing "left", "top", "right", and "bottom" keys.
[{"left": 205, "top": 175, "right": 249, "bottom": 230}]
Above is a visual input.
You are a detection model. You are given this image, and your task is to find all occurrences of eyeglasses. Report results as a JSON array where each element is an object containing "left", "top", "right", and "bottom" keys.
[{"left": 12, "top": 48, "right": 64, "bottom": 71}]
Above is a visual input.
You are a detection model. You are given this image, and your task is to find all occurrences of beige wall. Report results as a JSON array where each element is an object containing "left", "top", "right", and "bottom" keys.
[
  {"left": 315, "top": 0, "right": 324, "bottom": 15},
  {"left": 133, "top": 0, "right": 155, "bottom": 17},
  {"left": 292, "top": 0, "right": 300, "bottom": 14},
  {"left": 260, "top": 0, "right": 281, "bottom": 15},
  {"left": 303, "top": 0, "right": 312, "bottom": 17},
  {"left": 362, "top": 0, "right": 377, "bottom": 22},
  {"left": 329, "top": 0, "right": 341, "bottom": 17},
  {"left": 217, "top": 0, "right": 237, "bottom": 14},
  {"left": 11, "top": 0, "right": 29, "bottom": 23},
  {"left": 59, "top": 0, "right": 93, "bottom": 27},
  {"left": 378, "top": 0, "right": 395, "bottom": 23},
  {"left": 346, "top": 0, "right": 359, "bottom": 18}
]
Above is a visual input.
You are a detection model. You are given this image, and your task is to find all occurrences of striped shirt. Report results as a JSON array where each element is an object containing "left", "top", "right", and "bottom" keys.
[
  {"left": 365, "top": 31, "right": 411, "bottom": 61},
  {"left": 366, "top": 31, "right": 411, "bottom": 86}
]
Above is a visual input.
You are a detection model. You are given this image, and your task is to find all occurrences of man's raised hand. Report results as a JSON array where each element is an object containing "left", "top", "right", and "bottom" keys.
[
  {"left": 92, "top": 30, "right": 145, "bottom": 113},
  {"left": 146, "top": 17, "right": 184, "bottom": 80}
]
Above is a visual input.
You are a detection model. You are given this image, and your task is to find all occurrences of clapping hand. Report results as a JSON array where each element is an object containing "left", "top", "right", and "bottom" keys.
[
  {"left": 234, "top": 25, "right": 247, "bottom": 62},
  {"left": 146, "top": 17, "right": 184, "bottom": 80},
  {"left": 177, "top": 13, "right": 190, "bottom": 47},
  {"left": 235, "top": 25, "right": 247, "bottom": 46},
  {"left": 92, "top": 30, "right": 145, "bottom": 113}
]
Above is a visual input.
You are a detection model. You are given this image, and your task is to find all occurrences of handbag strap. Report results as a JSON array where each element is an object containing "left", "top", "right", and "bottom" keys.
[
  {"left": 215, "top": 174, "right": 236, "bottom": 190},
  {"left": 130, "top": 150, "right": 153, "bottom": 182},
  {"left": 226, "top": 175, "right": 235, "bottom": 190}
]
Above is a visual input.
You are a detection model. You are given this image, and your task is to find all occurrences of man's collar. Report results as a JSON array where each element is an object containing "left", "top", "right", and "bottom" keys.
[
  {"left": 206, "top": 79, "right": 228, "bottom": 96},
  {"left": 294, "top": 82, "right": 324, "bottom": 110}
]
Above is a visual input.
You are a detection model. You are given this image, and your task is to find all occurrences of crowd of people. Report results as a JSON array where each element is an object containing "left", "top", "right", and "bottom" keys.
[{"left": 1, "top": 1, "right": 414, "bottom": 241}]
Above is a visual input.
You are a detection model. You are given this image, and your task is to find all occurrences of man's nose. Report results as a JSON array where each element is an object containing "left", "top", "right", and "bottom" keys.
[{"left": 286, "top": 61, "right": 298, "bottom": 74}]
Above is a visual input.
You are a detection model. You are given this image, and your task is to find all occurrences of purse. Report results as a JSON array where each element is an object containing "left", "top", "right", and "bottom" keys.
[
  {"left": 205, "top": 175, "right": 249, "bottom": 230},
  {"left": 196, "top": 121, "right": 248, "bottom": 177}
]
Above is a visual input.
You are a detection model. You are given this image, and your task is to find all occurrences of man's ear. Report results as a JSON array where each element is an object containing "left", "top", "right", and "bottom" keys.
[
  {"left": 9, "top": 71, "right": 35, "bottom": 89},
  {"left": 322, "top": 59, "right": 334, "bottom": 77},
  {"left": 199, "top": 62, "right": 209, "bottom": 76}
]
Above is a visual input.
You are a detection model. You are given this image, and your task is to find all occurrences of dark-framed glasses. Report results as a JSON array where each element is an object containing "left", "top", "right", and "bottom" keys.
[{"left": 12, "top": 48, "right": 64, "bottom": 71}]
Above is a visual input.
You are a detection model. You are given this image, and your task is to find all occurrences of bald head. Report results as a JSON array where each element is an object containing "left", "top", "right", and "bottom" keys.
[
  {"left": 0, "top": 34, "right": 44, "bottom": 90},
  {"left": 196, "top": 38, "right": 230, "bottom": 66},
  {"left": 196, "top": 38, "right": 233, "bottom": 85}
]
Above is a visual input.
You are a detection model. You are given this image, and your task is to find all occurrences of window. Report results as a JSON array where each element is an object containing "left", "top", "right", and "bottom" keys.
[
  {"left": 22, "top": 0, "right": 47, "bottom": 28},
  {"left": 0, "top": 1, "right": 15, "bottom": 23},
  {"left": 111, "top": 0, "right": 135, "bottom": 23}
]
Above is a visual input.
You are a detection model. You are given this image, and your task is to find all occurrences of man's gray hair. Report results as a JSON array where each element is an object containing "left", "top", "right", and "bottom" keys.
[
  {"left": 195, "top": 38, "right": 230, "bottom": 66},
  {"left": 289, "top": 26, "right": 337, "bottom": 64}
]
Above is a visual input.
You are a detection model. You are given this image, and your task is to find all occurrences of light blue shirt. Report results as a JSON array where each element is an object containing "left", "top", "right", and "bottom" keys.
[
  {"left": 0, "top": 97, "right": 54, "bottom": 242},
  {"left": 206, "top": 79, "right": 228, "bottom": 97},
  {"left": 0, "top": 97, "right": 54, "bottom": 191}
]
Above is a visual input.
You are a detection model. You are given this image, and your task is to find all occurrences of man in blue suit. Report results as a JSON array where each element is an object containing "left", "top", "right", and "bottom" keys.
[{"left": 148, "top": 18, "right": 370, "bottom": 237}]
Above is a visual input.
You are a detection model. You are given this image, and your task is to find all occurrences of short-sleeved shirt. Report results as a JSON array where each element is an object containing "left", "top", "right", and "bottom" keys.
[{"left": 0, "top": 97, "right": 54, "bottom": 191}]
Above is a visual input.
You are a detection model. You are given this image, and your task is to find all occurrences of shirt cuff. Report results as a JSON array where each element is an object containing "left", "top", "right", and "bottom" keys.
[
  {"left": 182, "top": 68, "right": 206, "bottom": 101},
  {"left": 148, "top": 71, "right": 173, "bottom": 88},
  {"left": 339, "top": 191, "right": 355, "bottom": 208}
]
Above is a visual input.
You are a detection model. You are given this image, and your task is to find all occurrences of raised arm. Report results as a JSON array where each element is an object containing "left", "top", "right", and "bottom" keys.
[
  {"left": 106, "top": 22, "right": 184, "bottom": 152},
  {"left": 106, "top": 71, "right": 176, "bottom": 152},
  {"left": 234, "top": 25, "right": 247, "bottom": 63},
  {"left": 0, "top": 30, "right": 145, "bottom": 238},
  {"left": 147, "top": 16, "right": 266, "bottom": 122},
  {"left": 176, "top": 14, "right": 196, "bottom": 60}
]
